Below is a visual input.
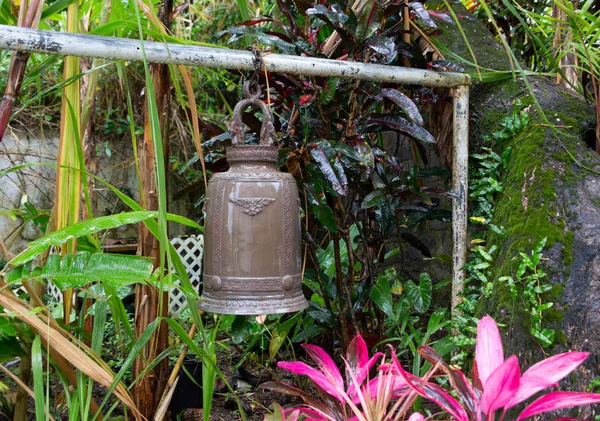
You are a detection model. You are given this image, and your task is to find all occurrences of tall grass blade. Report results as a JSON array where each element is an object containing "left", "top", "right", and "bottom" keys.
[
  {"left": 177, "top": 65, "right": 208, "bottom": 189},
  {"left": 31, "top": 335, "right": 46, "bottom": 421},
  {"left": 0, "top": 290, "right": 140, "bottom": 418},
  {"left": 0, "top": 364, "right": 57, "bottom": 421}
]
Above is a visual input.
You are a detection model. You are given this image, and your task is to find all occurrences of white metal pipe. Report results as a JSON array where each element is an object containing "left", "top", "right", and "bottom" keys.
[
  {"left": 0, "top": 25, "right": 471, "bottom": 88},
  {"left": 451, "top": 84, "right": 469, "bottom": 317}
]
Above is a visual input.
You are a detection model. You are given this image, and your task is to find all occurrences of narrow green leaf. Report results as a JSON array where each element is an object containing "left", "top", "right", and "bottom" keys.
[
  {"left": 32, "top": 335, "right": 46, "bottom": 421},
  {"left": 534, "top": 237, "right": 547, "bottom": 254},
  {"left": 41, "top": 0, "right": 77, "bottom": 19}
]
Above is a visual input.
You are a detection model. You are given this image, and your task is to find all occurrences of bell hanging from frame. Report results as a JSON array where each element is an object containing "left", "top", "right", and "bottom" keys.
[{"left": 199, "top": 81, "right": 309, "bottom": 315}]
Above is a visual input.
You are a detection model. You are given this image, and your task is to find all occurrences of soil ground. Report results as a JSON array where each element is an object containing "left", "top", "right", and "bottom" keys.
[{"left": 0, "top": 344, "right": 299, "bottom": 421}]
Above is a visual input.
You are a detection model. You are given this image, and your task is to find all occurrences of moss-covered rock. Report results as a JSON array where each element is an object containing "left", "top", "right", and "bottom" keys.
[{"left": 429, "top": 0, "right": 600, "bottom": 403}]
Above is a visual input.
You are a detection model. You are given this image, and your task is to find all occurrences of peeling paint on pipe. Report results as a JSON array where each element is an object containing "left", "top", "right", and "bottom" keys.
[
  {"left": 452, "top": 84, "right": 470, "bottom": 317},
  {"left": 0, "top": 25, "right": 471, "bottom": 88}
]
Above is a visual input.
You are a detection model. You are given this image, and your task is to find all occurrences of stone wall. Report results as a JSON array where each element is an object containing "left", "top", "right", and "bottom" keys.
[{"left": 0, "top": 126, "right": 196, "bottom": 256}]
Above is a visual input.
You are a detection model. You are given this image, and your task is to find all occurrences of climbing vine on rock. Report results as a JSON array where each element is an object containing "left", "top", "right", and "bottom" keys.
[{"left": 453, "top": 105, "right": 557, "bottom": 363}]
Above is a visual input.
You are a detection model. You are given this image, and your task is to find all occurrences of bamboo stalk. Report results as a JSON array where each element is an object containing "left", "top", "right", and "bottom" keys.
[
  {"left": 133, "top": 0, "right": 173, "bottom": 417},
  {"left": 56, "top": 0, "right": 82, "bottom": 322},
  {"left": 153, "top": 324, "right": 197, "bottom": 421},
  {"left": 403, "top": 0, "right": 410, "bottom": 44}
]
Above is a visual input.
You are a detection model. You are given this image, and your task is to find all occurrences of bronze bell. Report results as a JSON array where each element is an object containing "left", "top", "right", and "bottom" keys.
[{"left": 199, "top": 83, "right": 309, "bottom": 315}]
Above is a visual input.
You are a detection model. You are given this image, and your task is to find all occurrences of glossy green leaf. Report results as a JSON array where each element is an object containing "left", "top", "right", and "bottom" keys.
[
  {"left": 365, "top": 114, "right": 436, "bottom": 144},
  {"left": 331, "top": 142, "right": 363, "bottom": 162},
  {"left": 6, "top": 252, "right": 153, "bottom": 290},
  {"left": 370, "top": 276, "right": 394, "bottom": 319},
  {"left": 0, "top": 336, "right": 24, "bottom": 358},
  {"left": 409, "top": 1, "right": 437, "bottom": 28},
  {"left": 405, "top": 273, "right": 432, "bottom": 313},
  {"left": 269, "top": 328, "right": 287, "bottom": 360},
  {"left": 9, "top": 211, "right": 199, "bottom": 266},
  {"left": 292, "top": 325, "right": 323, "bottom": 343},
  {"left": 361, "top": 189, "right": 386, "bottom": 209},
  {"left": 534, "top": 237, "right": 548, "bottom": 254},
  {"left": 381, "top": 88, "right": 424, "bottom": 125},
  {"left": 321, "top": 78, "right": 340, "bottom": 105},
  {"left": 310, "top": 143, "right": 347, "bottom": 195}
]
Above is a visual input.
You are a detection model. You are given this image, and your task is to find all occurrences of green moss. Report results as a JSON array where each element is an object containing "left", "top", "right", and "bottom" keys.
[
  {"left": 489, "top": 123, "right": 572, "bottom": 262},
  {"left": 554, "top": 329, "right": 567, "bottom": 345},
  {"left": 475, "top": 98, "right": 586, "bottom": 346},
  {"left": 591, "top": 197, "right": 600, "bottom": 207},
  {"left": 544, "top": 284, "right": 566, "bottom": 323}
]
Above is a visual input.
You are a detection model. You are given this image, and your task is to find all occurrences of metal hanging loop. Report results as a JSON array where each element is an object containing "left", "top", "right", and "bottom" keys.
[{"left": 229, "top": 80, "right": 275, "bottom": 146}]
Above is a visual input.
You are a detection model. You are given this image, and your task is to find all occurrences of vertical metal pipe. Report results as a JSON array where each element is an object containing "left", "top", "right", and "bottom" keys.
[{"left": 452, "top": 84, "right": 469, "bottom": 317}]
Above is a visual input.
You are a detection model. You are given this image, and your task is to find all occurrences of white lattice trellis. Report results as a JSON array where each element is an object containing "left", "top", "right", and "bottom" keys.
[
  {"left": 169, "top": 234, "right": 203, "bottom": 318},
  {"left": 39, "top": 235, "right": 203, "bottom": 318},
  {"left": 11, "top": 281, "right": 62, "bottom": 302},
  {"left": 47, "top": 281, "right": 63, "bottom": 302}
]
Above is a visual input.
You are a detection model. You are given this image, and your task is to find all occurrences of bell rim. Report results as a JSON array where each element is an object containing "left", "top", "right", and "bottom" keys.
[{"left": 198, "top": 295, "right": 309, "bottom": 315}]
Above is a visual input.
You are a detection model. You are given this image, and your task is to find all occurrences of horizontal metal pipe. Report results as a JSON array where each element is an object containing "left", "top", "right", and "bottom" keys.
[{"left": 0, "top": 25, "right": 471, "bottom": 88}]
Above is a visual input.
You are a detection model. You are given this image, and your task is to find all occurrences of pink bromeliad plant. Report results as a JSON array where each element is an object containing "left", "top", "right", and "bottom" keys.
[
  {"left": 389, "top": 316, "right": 600, "bottom": 421},
  {"left": 261, "top": 333, "right": 427, "bottom": 421},
  {"left": 264, "top": 316, "right": 600, "bottom": 421}
]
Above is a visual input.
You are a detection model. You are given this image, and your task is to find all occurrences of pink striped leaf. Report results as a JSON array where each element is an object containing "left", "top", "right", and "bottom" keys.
[
  {"left": 480, "top": 355, "right": 520, "bottom": 415},
  {"left": 418, "top": 345, "right": 481, "bottom": 421},
  {"left": 282, "top": 408, "right": 300, "bottom": 421},
  {"left": 517, "top": 392, "right": 600, "bottom": 421},
  {"left": 350, "top": 374, "right": 407, "bottom": 404},
  {"left": 260, "top": 380, "right": 333, "bottom": 415},
  {"left": 277, "top": 361, "right": 345, "bottom": 402},
  {"left": 507, "top": 352, "right": 589, "bottom": 409},
  {"left": 346, "top": 352, "right": 384, "bottom": 398},
  {"left": 475, "top": 316, "right": 504, "bottom": 388},
  {"left": 346, "top": 333, "right": 369, "bottom": 372},
  {"left": 267, "top": 402, "right": 302, "bottom": 421},
  {"left": 389, "top": 346, "right": 469, "bottom": 421},
  {"left": 453, "top": 369, "right": 483, "bottom": 421},
  {"left": 296, "top": 406, "right": 333, "bottom": 421},
  {"left": 303, "top": 344, "right": 344, "bottom": 391}
]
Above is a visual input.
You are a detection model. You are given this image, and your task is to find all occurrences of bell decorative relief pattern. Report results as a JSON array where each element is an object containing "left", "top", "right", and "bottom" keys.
[{"left": 230, "top": 197, "right": 276, "bottom": 216}]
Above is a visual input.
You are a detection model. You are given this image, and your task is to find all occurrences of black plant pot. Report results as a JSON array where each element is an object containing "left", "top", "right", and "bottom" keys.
[{"left": 169, "top": 360, "right": 203, "bottom": 421}]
